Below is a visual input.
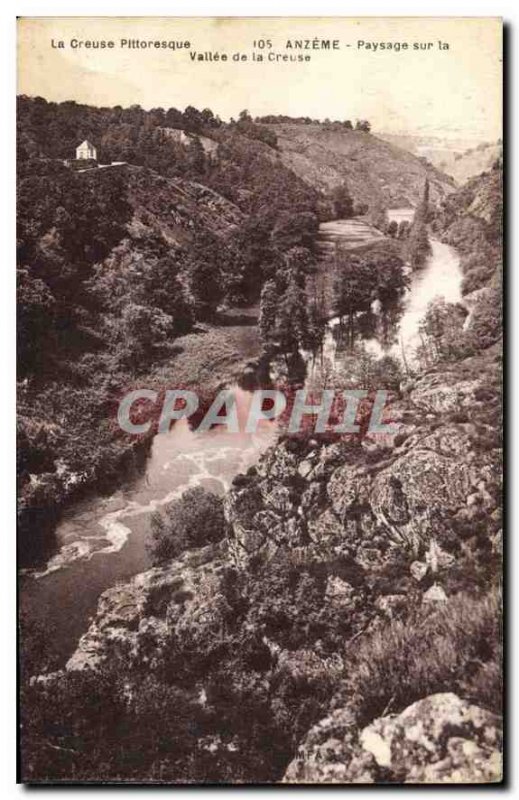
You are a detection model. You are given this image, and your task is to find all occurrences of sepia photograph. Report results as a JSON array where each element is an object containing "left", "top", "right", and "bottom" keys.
[{"left": 16, "top": 16, "right": 503, "bottom": 784}]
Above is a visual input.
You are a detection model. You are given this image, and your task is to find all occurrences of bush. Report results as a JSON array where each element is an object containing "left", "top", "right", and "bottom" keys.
[
  {"left": 336, "top": 590, "right": 502, "bottom": 726},
  {"left": 148, "top": 487, "right": 225, "bottom": 564},
  {"left": 467, "top": 288, "right": 502, "bottom": 349}
]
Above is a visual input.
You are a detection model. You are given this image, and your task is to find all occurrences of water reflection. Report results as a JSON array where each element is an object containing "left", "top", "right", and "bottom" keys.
[{"left": 316, "top": 209, "right": 464, "bottom": 369}]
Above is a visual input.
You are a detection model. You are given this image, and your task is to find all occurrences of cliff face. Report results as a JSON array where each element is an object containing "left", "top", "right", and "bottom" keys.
[{"left": 267, "top": 124, "right": 455, "bottom": 208}]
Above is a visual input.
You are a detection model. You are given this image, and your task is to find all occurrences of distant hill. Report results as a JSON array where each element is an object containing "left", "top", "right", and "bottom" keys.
[
  {"left": 379, "top": 131, "right": 502, "bottom": 185},
  {"left": 261, "top": 123, "right": 455, "bottom": 209},
  {"left": 440, "top": 142, "right": 502, "bottom": 185}
]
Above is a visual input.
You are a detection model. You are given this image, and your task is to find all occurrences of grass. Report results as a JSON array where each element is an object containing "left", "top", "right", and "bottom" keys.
[
  {"left": 145, "top": 306, "right": 261, "bottom": 394},
  {"left": 338, "top": 590, "right": 502, "bottom": 725}
]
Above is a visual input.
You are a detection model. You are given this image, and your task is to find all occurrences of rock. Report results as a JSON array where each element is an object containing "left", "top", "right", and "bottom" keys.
[
  {"left": 297, "top": 459, "right": 313, "bottom": 479},
  {"left": 410, "top": 373, "right": 481, "bottom": 414},
  {"left": 325, "top": 576, "right": 355, "bottom": 606},
  {"left": 410, "top": 560, "right": 428, "bottom": 581},
  {"left": 66, "top": 541, "right": 229, "bottom": 672},
  {"left": 327, "top": 465, "right": 371, "bottom": 521},
  {"left": 422, "top": 583, "right": 448, "bottom": 604},
  {"left": 425, "top": 539, "right": 455, "bottom": 572},
  {"left": 283, "top": 694, "right": 502, "bottom": 784},
  {"left": 375, "top": 594, "right": 407, "bottom": 618}
]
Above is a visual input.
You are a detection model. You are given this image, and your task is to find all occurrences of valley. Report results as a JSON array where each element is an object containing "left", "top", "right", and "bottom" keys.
[{"left": 17, "top": 97, "right": 502, "bottom": 785}]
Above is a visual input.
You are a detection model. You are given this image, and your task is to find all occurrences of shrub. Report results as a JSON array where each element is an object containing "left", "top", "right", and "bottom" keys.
[
  {"left": 467, "top": 288, "right": 502, "bottom": 349},
  {"left": 337, "top": 590, "right": 502, "bottom": 725},
  {"left": 148, "top": 487, "right": 225, "bottom": 564}
]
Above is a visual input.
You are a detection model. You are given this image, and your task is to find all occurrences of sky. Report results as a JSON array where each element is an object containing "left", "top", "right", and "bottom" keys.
[{"left": 18, "top": 17, "right": 502, "bottom": 143}]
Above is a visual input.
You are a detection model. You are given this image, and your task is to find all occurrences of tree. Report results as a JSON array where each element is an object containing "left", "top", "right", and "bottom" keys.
[
  {"left": 333, "top": 251, "right": 377, "bottom": 348},
  {"left": 17, "top": 267, "right": 56, "bottom": 374},
  {"left": 398, "top": 219, "right": 411, "bottom": 239},
  {"left": 116, "top": 303, "right": 173, "bottom": 366},
  {"left": 466, "top": 288, "right": 502, "bottom": 349},
  {"left": 355, "top": 119, "right": 371, "bottom": 133},
  {"left": 185, "top": 231, "right": 227, "bottom": 320},
  {"left": 407, "top": 179, "right": 432, "bottom": 269},
  {"left": 276, "top": 276, "right": 309, "bottom": 362},
  {"left": 271, "top": 211, "right": 319, "bottom": 252},
  {"left": 331, "top": 182, "right": 354, "bottom": 219},
  {"left": 259, "top": 279, "right": 278, "bottom": 354},
  {"left": 185, "top": 135, "right": 207, "bottom": 176},
  {"left": 303, "top": 301, "right": 327, "bottom": 361},
  {"left": 407, "top": 219, "right": 431, "bottom": 270},
  {"left": 183, "top": 105, "right": 204, "bottom": 132},
  {"left": 387, "top": 220, "right": 398, "bottom": 238},
  {"left": 417, "top": 177, "right": 430, "bottom": 223},
  {"left": 368, "top": 199, "right": 389, "bottom": 232},
  {"left": 148, "top": 487, "right": 225, "bottom": 564},
  {"left": 418, "top": 298, "right": 468, "bottom": 365}
]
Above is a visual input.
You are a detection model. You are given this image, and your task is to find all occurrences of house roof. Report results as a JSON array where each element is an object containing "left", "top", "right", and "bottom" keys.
[{"left": 77, "top": 140, "right": 96, "bottom": 149}]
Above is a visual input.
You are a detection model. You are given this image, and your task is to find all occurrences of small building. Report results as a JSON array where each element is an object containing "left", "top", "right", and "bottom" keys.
[{"left": 76, "top": 140, "right": 97, "bottom": 161}]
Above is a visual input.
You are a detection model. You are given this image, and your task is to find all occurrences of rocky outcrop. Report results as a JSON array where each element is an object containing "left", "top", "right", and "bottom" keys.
[
  {"left": 226, "top": 402, "right": 498, "bottom": 580},
  {"left": 283, "top": 693, "right": 502, "bottom": 784},
  {"left": 61, "top": 355, "right": 501, "bottom": 789},
  {"left": 127, "top": 167, "right": 244, "bottom": 246},
  {"left": 67, "top": 540, "right": 230, "bottom": 671},
  {"left": 408, "top": 372, "right": 480, "bottom": 414},
  {"left": 65, "top": 357, "right": 501, "bottom": 674}
]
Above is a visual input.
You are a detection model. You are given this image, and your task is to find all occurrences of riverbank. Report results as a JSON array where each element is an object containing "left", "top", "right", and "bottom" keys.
[{"left": 18, "top": 306, "right": 263, "bottom": 568}]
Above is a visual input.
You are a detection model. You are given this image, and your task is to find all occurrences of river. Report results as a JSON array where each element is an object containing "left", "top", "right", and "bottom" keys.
[
  {"left": 20, "top": 208, "right": 463, "bottom": 668},
  {"left": 318, "top": 210, "right": 464, "bottom": 369},
  {"left": 19, "top": 387, "right": 277, "bottom": 666}
]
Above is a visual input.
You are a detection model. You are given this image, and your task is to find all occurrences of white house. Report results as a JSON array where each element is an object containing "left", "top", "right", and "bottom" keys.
[{"left": 76, "top": 140, "right": 97, "bottom": 160}]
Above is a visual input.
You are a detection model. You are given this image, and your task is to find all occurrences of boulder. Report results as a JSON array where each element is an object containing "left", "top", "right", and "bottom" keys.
[{"left": 283, "top": 693, "right": 502, "bottom": 784}]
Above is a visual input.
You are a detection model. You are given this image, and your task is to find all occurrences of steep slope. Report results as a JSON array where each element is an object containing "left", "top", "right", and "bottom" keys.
[
  {"left": 437, "top": 162, "right": 503, "bottom": 297},
  {"left": 440, "top": 142, "right": 502, "bottom": 185},
  {"left": 379, "top": 132, "right": 502, "bottom": 185},
  {"left": 126, "top": 165, "right": 244, "bottom": 245},
  {"left": 53, "top": 343, "right": 501, "bottom": 783},
  {"left": 264, "top": 124, "right": 455, "bottom": 208}
]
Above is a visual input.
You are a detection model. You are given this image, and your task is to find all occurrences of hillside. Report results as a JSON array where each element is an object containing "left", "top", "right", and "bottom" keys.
[
  {"left": 439, "top": 142, "right": 502, "bottom": 185},
  {"left": 436, "top": 162, "right": 503, "bottom": 297},
  {"left": 126, "top": 166, "right": 244, "bottom": 245},
  {"left": 16, "top": 139, "right": 318, "bottom": 549},
  {"left": 263, "top": 123, "right": 455, "bottom": 209},
  {"left": 379, "top": 131, "right": 502, "bottom": 185}
]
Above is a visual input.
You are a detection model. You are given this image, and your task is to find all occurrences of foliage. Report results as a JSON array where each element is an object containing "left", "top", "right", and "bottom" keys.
[
  {"left": 330, "top": 182, "right": 354, "bottom": 219},
  {"left": 367, "top": 199, "right": 388, "bottom": 232},
  {"left": 148, "top": 487, "right": 225, "bottom": 564},
  {"left": 437, "top": 165, "right": 502, "bottom": 295},
  {"left": 466, "top": 288, "right": 502, "bottom": 349},
  {"left": 417, "top": 298, "right": 470, "bottom": 365},
  {"left": 337, "top": 590, "right": 502, "bottom": 726},
  {"left": 333, "top": 242, "right": 408, "bottom": 349}
]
